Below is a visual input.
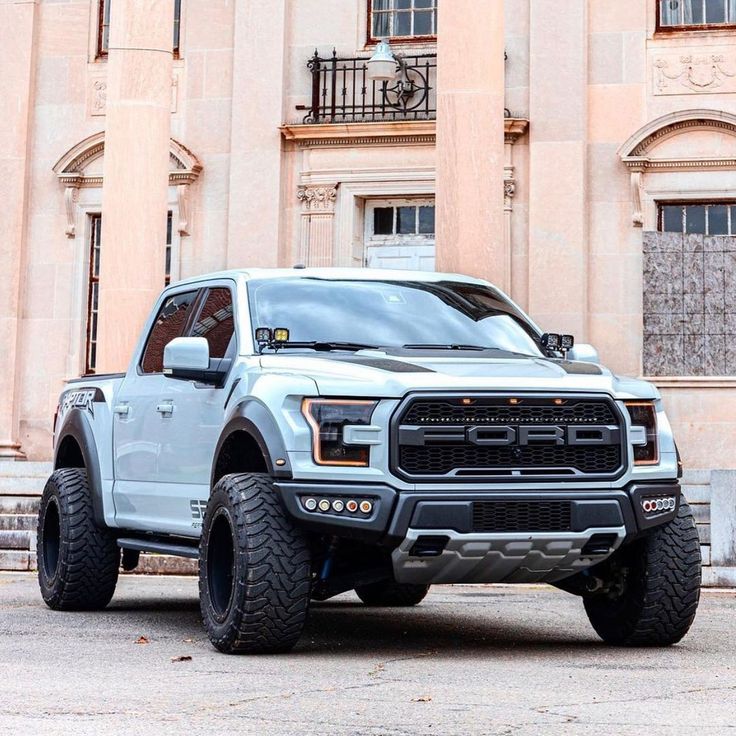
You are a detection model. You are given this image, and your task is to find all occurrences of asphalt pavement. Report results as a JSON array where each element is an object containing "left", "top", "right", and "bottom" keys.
[{"left": 0, "top": 572, "right": 734, "bottom": 736}]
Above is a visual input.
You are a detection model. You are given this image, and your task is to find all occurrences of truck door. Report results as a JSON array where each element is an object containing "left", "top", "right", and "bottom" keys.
[{"left": 112, "top": 288, "right": 200, "bottom": 534}]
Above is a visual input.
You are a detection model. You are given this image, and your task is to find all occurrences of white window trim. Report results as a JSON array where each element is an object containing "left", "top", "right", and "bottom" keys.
[{"left": 364, "top": 197, "right": 436, "bottom": 245}]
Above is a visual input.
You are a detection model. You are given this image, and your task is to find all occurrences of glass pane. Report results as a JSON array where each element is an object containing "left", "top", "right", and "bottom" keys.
[
  {"left": 373, "top": 207, "right": 394, "bottom": 235},
  {"left": 706, "top": 0, "right": 727, "bottom": 22},
  {"left": 660, "top": 0, "right": 681, "bottom": 24},
  {"left": 165, "top": 245, "right": 172, "bottom": 277},
  {"left": 685, "top": 205, "right": 706, "bottom": 234},
  {"left": 141, "top": 290, "right": 199, "bottom": 373},
  {"left": 397, "top": 0, "right": 412, "bottom": 8},
  {"left": 685, "top": 0, "right": 705, "bottom": 23},
  {"left": 415, "top": 0, "right": 434, "bottom": 7},
  {"left": 173, "top": 0, "right": 181, "bottom": 51},
  {"left": 418, "top": 206, "right": 435, "bottom": 234},
  {"left": 414, "top": 10, "right": 433, "bottom": 34},
  {"left": 661, "top": 205, "right": 684, "bottom": 233},
  {"left": 372, "top": 0, "right": 391, "bottom": 8},
  {"left": 395, "top": 10, "right": 411, "bottom": 35},
  {"left": 373, "top": 11, "right": 391, "bottom": 37},
  {"left": 191, "top": 288, "right": 234, "bottom": 359},
  {"left": 397, "top": 207, "right": 416, "bottom": 234},
  {"left": 708, "top": 205, "right": 728, "bottom": 234}
]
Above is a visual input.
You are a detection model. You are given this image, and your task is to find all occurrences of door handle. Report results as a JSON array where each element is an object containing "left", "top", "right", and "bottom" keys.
[
  {"left": 113, "top": 404, "right": 130, "bottom": 416},
  {"left": 156, "top": 402, "right": 174, "bottom": 416}
]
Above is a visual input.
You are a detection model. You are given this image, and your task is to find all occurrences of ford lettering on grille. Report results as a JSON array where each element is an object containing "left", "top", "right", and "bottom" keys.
[{"left": 393, "top": 396, "right": 625, "bottom": 481}]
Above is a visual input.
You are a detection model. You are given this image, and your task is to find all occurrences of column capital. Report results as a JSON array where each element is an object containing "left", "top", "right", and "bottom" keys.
[{"left": 297, "top": 185, "right": 338, "bottom": 213}]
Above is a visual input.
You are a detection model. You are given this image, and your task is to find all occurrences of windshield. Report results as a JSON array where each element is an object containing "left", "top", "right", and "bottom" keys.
[{"left": 246, "top": 278, "right": 544, "bottom": 356}]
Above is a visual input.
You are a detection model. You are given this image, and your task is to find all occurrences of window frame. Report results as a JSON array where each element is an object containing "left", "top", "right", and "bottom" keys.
[
  {"left": 84, "top": 214, "right": 103, "bottom": 375},
  {"left": 655, "top": 0, "right": 736, "bottom": 33},
  {"left": 96, "top": 0, "right": 183, "bottom": 59},
  {"left": 367, "top": 0, "right": 438, "bottom": 45},
  {"left": 657, "top": 199, "right": 736, "bottom": 235}
]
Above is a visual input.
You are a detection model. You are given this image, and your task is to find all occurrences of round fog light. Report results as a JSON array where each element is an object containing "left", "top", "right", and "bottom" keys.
[
  {"left": 332, "top": 499, "right": 345, "bottom": 513},
  {"left": 346, "top": 500, "right": 358, "bottom": 513},
  {"left": 303, "top": 498, "right": 317, "bottom": 512},
  {"left": 359, "top": 500, "right": 373, "bottom": 514},
  {"left": 318, "top": 499, "right": 331, "bottom": 512}
]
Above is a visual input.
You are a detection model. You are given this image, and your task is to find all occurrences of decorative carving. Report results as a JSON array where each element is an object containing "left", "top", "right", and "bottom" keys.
[
  {"left": 630, "top": 171, "right": 643, "bottom": 227},
  {"left": 177, "top": 184, "right": 190, "bottom": 236},
  {"left": 92, "top": 80, "right": 107, "bottom": 115},
  {"left": 63, "top": 186, "right": 79, "bottom": 237},
  {"left": 504, "top": 180, "right": 516, "bottom": 200},
  {"left": 297, "top": 186, "right": 338, "bottom": 212},
  {"left": 653, "top": 53, "right": 736, "bottom": 95}
]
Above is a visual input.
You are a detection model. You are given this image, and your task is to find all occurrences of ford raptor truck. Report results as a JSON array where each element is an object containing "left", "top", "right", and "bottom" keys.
[{"left": 38, "top": 268, "right": 701, "bottom": 654}]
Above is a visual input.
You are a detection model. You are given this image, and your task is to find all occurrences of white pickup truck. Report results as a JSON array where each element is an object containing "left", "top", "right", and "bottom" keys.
[{"left": 38, "top": 268, "right": 701, "bottom": 653}]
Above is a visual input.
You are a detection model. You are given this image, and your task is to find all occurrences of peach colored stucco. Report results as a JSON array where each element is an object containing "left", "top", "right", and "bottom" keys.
[{"left": 0, "top": 0, "right": 735, "bottom": 472}]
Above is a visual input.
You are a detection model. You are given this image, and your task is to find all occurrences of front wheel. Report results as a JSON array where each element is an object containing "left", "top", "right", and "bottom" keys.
[
  {"left": 583, "top": 499, "right": 701, "bottom": 646},
  {"left": 198, "top": 474, "right": 312, "bottom": 654}
]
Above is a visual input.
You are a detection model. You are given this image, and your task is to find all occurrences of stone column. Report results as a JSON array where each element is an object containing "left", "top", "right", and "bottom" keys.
[
  {"left": 226, "top": 0, "right": 287, "bottom": 268},
  {"left": 0, "top": 0, "right": 38, "bottom": 459},
  {"left": 96, "top": 0, "right": 174, "bottom": 373},
  {"left": 435, "top": 0, "right": 506, "bottom": 289},
  {"left": 297, "top": 186, "right": 338, "bottom": 267},
  {"left": 527, "top": 0, "right": 589, "bottom": 338}
]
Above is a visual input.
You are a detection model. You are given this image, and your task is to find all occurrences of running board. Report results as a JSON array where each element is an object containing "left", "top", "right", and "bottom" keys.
[{"left": 117, "top": 537, "right": 199, "bottom": 559}]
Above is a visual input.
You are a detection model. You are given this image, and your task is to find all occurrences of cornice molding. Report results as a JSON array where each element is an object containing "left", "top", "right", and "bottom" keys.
[{"left": 280, "top": 118, "right": 529, "bottom": 148}]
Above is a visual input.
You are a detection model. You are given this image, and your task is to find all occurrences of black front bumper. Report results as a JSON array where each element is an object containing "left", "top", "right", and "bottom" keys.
[{"left": 274, "top": 480, "right": 682, "bottom": 546}]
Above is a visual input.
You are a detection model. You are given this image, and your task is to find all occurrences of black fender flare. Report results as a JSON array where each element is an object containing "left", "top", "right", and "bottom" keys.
[
  {"left": 211, "top": 399, "right": 292, "bottom": 487},
  {"left": 54, "top": 410, "right": 106, "bottom": 527}
]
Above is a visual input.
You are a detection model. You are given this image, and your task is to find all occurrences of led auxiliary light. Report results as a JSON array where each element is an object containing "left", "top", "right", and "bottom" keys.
[
  {"left": 318, "top": 499, "right": 331, "bottom": 512},
  {"left": 303, "top": 497, "right": 317, "bottom": 512},
  {"left": 641, "top": 497, "right": 676, "bottom": 514},
  {"left": 346, "top": 500, "right": 359, "bottom": 513}
]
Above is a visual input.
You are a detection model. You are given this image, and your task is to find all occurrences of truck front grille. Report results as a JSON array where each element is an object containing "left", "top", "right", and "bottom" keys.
[
  {"left": 471, "top": 500, "right": 572, "bottom": 532},
  {"left": 393, "top": 395, "right": 625, "bottom": 482}
]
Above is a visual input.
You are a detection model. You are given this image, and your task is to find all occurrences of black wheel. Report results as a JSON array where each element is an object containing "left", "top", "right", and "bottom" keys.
[
  {"left": 583, "top": 499, "right": 701, "bottom": 646},
  {"left": 37, "top": 468, "right": 120, "bottom": 610},
  {"left": 199, "top": 474, "right": 312, "bottom": 654},
  {"left": 355, "top": 580, "right": 430, "bottom": 607}
]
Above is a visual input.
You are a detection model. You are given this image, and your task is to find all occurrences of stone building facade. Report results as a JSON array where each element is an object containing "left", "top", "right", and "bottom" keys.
[{"left": 2, "top": 0, "right": 736, "bottom": 476}]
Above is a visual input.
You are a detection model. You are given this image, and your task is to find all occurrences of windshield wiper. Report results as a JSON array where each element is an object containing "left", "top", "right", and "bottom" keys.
[
  {"left": 402, "top": 343, "right": 488, "bottom": 351},
  {"left": 269, "top": 341, "right": 379, "bottom": 352}
]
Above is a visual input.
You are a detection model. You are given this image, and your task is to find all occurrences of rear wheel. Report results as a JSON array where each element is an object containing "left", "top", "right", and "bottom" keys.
[
  {"left": 583, "top": 499, "right": 701, "bottom": 646},
  {"left": 37, "top": 468, "right": 119, "bottom": 610},
  {"left": 199, "top": 474, "right": 312, "bottom": 654},
  {"left": 355, "top": 580, "right": 430, "bottom": 607}
]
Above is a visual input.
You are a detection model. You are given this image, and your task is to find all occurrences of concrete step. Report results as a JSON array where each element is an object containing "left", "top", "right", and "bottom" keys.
[
  {"left": 691, "top": 504, "right": 711, "bottom": 523},
  {"left": 0, "top": 530, "right": 33, "bottom": 550},
  {"left": 0, "top": 496, "right": 40, "bottom": 515},
  {"left": 0, "top": 461, "right": 52, "bottom": 477},
  {"left": 0, "top": 477, "right": 46, "bottom": 495},
  {"left": 697, "top": 523, "right": 711, "bottom": 545},
  {"left": 0, "top": 550, "right": 35, "bottom": 571},
  {"left": 0, "top": 514, "right": 36, "bottom": 531},
  {"left": 681, "top": 469, "right": 712, "bottom": 485},
  {"left": 682, "top": 484, "right": 711, "bottom": 503},
  {"left": 701, "top": 545, "right": 711, "bottom": 566}
]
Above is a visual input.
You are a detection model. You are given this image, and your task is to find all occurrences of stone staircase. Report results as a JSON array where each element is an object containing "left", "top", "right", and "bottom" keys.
[
  {"left": 0, "top": 463, "right": 724, "bottom": 582},
  {"left": 0, "top": 462, "right": 195, "bottom": 575},
  {"left": 0, "top": 462, "right": 50, "bottom": 571}
]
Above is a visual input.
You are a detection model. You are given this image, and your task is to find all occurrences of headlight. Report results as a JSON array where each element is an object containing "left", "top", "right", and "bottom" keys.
[
  {"left": 302, "top": 398, "right": 378, "bottom": 467},
  {"left": 624, "top": 400, "right": 659, "bottom": 465}
]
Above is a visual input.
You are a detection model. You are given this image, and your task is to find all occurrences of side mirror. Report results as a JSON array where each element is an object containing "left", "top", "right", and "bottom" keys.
[
  {"left": 567, "top": 343, "right": 600, "bottom": 364},
  {"left": 163, "top": 337, "right": 230, "bottom": 386}
]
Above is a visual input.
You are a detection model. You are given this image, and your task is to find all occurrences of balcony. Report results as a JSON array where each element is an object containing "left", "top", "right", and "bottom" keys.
[{"left": 298, "top": 50, "right": 437, "bottom": 124}]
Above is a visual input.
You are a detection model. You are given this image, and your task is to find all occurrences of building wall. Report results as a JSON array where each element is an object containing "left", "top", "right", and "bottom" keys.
[{"left": 3, "top": 0, "right": 736, "bottom": 471}]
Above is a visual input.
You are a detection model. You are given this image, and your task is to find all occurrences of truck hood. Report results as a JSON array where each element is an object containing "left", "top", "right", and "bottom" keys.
[{"left": 258, "top": 350, "right": 658, "bottom": 400}]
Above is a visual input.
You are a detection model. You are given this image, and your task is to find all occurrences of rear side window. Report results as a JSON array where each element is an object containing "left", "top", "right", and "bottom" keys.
[
  {"left": 140, "top": 290, "right": 198, "bottom": 373},
  {"left": 190, "top": 287, "right": 235, "bottom": 359}
]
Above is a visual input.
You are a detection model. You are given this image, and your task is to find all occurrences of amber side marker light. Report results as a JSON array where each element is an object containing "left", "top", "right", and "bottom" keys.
[{"left": 624, "top": 400, "right": 659, "bottom": 465}]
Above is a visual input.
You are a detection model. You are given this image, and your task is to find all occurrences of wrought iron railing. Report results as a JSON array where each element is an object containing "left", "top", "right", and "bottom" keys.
[{"left": 299, "top": 50, "right": 437, "bottom": 124}]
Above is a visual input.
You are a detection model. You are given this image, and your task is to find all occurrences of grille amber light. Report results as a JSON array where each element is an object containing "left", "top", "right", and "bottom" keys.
[
  {"left": 624, "top": 400, "right": 659, "bottom": 465},
  {"left": 302, "top": 398, "right": 378, "bottom": 467}
]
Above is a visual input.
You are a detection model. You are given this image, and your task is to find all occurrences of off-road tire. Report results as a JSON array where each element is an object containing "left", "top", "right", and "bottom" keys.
[
  {"left": 583, "top": 499, "right": 701, "bottom": 646},
  {"left": 199, "top": 473, "right": 312, "bottom": 654},
  {"left": 37, "top": 468, "right": 120, "bottom": 610},
  {"left": 355, "top": 580, "right": 430, "bottom": 607}
]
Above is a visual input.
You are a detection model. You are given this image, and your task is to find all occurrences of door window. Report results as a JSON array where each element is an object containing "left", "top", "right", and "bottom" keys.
[
  {"left": 140, "top": 290, "right": 199, "bottom": 374},
  {"left": 189, "top": 287, "right": 235, "bottom": 359}
]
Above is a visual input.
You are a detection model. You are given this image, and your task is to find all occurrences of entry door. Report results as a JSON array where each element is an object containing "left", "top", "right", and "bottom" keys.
[{"left": 364, "top": 199, "right": 436, "bottom": 271}]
